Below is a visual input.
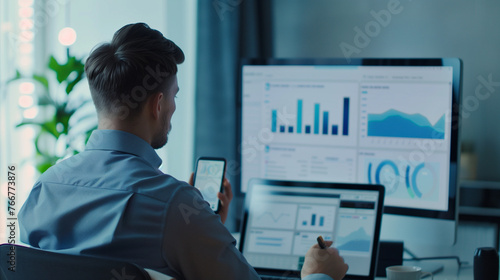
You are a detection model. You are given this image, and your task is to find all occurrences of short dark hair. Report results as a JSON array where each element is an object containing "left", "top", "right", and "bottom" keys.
[{"left": 85, "top": 23, "right": 185, "bottom": 119}]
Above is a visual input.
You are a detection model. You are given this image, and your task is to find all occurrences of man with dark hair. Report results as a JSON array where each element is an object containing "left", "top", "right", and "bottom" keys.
[{"left": 19, "top": 23, "right": 348, "bottom": 280}]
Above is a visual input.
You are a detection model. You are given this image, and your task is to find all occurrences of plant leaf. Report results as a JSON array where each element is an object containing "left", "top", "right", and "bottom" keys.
[
  {"left": 38, "top": 94, "right": 54, "bottom": 106},
  {"left": 48, "top": 56, "right": 64, "bottom": 83},
  {"left": 6, "top": 70, "right": 22, "bottom": 84},
  {"left": 49, "top": 56, "right": 73, "bottom": 83},
  {"left": 17, "top": 121, "right": 44, "bottom": 129},
  {"left": 48, "top": 55, "right": 85, "bottom": 88},
  {"left": 17, "top": 120, "right": 61, "bottom": 139},
  {"left": 32, "top": 74, "right": 49, "bottom": 90},
  {"left": 85, "top": 126, "right": 97, "bottom": 144},
  {"left": 66, "top": 70, "right": 84, "bottom": 94},
  {"left": 34, "top": 132, "right": 43, "bottom": 155},
  {"left": 6, "top": 70, "right": 21, "bottom": 84},
  {"left": 17, "top": 53, "right": 95, "bottom": 175},
  {"left": 36, "top": 159, "right": 57, "bottom": 174}
]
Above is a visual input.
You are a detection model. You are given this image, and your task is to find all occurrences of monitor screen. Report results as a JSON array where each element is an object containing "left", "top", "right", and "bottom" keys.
[
  {"left": 239, "top": 179, "right": 384, "bottom": 278},
  {"left": 239, "top": 58, "right": 461, "bottom": 221}
]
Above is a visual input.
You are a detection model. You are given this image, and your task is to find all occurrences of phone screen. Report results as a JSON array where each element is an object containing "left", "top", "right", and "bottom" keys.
[{"left": 194, "top": 158, "right": 226, "bottom": 212}]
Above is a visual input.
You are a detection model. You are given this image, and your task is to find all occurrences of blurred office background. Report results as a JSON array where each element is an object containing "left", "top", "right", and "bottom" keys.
[
  {"left": 0, "top": 0, "right": 198, "bottom": 242},
  {"left": 1, "top": 0, "right": 500, "bottom": 245}
]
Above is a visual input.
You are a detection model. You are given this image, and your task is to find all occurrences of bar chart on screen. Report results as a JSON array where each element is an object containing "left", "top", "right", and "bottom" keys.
[
  {"left": 270, "top": 98, "right": 350, "bottom": 136},
  {"left": 295, "top": 204, "right": 337, "bottom": 231},
  {"left": 263, "top": 81, "right": 358, "bottom": 147}
]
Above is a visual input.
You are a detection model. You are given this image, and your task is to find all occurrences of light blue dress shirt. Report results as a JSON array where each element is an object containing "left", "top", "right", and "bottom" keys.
[{"left": 19, "top": 130, "right": 333, "bottom": 280}]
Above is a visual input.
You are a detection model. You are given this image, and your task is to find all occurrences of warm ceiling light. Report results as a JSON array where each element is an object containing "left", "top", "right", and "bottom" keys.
[
  {"left": 58, "top": 27, "right": 77, "bottom": 46},
  {"left": 19, "top": 95, "right": 34, "bottom": 108}
]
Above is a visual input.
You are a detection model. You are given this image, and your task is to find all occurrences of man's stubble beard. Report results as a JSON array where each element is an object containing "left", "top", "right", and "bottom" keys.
[{"left": 151, "top": 113, "right": 170, "bottom": 149}]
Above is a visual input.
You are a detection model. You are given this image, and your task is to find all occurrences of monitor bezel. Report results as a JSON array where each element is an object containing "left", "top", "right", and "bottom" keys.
[{"left": 236, "top": 57, "right": 462, "bottom": 221}]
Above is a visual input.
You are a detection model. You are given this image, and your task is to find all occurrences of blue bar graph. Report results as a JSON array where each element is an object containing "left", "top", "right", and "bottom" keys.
[
  {"left": 302, "top": 215, "right": 325, "bottom": 227},
  {"left": 314, "top": 104, "right": 320, "bottom": 134},
  {"left": 332, "top": 125, "right": 338, "bottom": 135},
  {"left": 272, "top": 110, "right": 277, "bottom": 132},
  {"left": 297, "top": 100, "right": 303, "bottom": 134},
  {"left": 322, "top": 111, "right": 329, "bottom": 135},
  {"left": 270, "top": 97, "right": 350, "bottom": 136},
  {"left": 343, "top": 98, "right": 349, "bottom": 136}
]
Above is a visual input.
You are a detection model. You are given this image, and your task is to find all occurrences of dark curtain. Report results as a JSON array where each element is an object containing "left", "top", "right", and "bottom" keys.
[{"left": 194, "top": 0, "right": 272, "bottom": 231}]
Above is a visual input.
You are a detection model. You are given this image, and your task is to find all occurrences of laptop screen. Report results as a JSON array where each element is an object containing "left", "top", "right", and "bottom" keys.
[{"left": 240, "top": 179, "right": 384, "bottom": 279}]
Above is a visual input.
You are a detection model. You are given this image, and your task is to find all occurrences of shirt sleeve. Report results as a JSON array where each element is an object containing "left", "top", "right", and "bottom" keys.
[{"left": 161, "top": 185, "right": 261, "bottom": 280}]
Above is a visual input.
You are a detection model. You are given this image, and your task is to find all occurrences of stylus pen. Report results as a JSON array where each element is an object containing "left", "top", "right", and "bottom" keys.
[{"left": 317, "top": 236, "right": 327, "bottom": 249}]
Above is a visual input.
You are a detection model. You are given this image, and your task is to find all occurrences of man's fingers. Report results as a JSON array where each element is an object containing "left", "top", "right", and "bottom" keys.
[
  {"left": 324, "top": 240, "right": 333, "bottom": 247},
  {"left": 313, "top": 240, "right": 333, "bottom": 249},
  {"left": 223, "top": 178, "right": 233, "bottom": 200},
  {"left": 218, "top": 192, "right": 228, "bottom": 205},
  {"left": 188, "top": 172, "right": 194, "bottom": 186}
]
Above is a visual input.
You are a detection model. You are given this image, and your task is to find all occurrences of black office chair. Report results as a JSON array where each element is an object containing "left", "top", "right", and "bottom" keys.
[{"left": 0, "top": 243, "right": 152, "bottom": 280}]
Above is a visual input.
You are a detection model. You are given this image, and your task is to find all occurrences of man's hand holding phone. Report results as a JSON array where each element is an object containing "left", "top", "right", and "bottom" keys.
[
  {"left": 216, "top": 177, "right": 233, "bottom": 224},
  {"left": 189, "top": 157, "right": 233, "bottom": 224},
  {"left": 188, "top": 173, "right": 233, "bottom": 224}
]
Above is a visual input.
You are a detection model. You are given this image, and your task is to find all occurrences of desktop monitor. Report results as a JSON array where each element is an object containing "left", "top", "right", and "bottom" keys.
[{"left": 238, "top": 58, "right": 462, "bottom": 246}]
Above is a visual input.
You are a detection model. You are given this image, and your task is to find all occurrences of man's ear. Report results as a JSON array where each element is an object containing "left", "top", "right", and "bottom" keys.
[{"left": 150, "top": 92, "right": 163, "bottom": 120}]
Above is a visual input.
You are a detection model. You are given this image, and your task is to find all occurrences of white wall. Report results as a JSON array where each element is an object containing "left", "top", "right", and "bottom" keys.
[
  {"left": 65, "top": 0, "right": 167, "bottom": 59},
  {"left": 163, "top": 1, "right": 197, "bottom": 180},
  {"left": 273, "top": 0, "right": 500, "bottom": 182}
]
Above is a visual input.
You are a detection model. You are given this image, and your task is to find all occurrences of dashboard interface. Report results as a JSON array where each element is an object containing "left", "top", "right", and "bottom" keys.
[
  {"left": 241, "top": 183, "right": 381, "bottom": 276},
  {"left": 240, "top": 63, "right": 455, "bottom": 212}
]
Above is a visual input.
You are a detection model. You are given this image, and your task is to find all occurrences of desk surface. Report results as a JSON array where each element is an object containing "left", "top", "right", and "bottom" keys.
[{"left": 375, "top": 259, "right": 473, "bottom": 280}]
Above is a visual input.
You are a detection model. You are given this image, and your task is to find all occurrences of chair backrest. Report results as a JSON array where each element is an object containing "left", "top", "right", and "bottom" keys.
[{"left": 0, "top": 243, "right": 152, "bottom": 280}]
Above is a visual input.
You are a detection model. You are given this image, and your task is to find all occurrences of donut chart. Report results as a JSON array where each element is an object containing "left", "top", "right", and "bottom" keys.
[
  {"left": 367, "top": 160, "right": 438, "bottom": 200},
  {"left": 410, "top": 163, "right": 438, "bottom": 199}
]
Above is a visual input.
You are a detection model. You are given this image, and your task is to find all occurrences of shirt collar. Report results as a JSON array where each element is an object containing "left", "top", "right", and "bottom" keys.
[{"left": 85, "top": 129, "right": 163, "bottom": 168}]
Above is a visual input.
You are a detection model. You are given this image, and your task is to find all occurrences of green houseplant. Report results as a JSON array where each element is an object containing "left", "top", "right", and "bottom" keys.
[{"left": 10, "top": 51, "right": 97, "bottom": 173}]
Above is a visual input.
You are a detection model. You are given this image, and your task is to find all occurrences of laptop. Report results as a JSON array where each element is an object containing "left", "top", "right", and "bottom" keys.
[{"left": 239, "top": 179, "right": 385, "bottom": 280}]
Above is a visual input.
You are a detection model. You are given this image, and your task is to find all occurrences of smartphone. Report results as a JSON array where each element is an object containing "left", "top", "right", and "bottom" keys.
[{"left": 193, "top": 157, "right": 227, "bottom": 213}]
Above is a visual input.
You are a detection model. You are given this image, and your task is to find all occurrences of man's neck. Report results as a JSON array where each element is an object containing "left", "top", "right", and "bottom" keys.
[{"left": 98, "top": 118, "right": 152, "bottom": 146}]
